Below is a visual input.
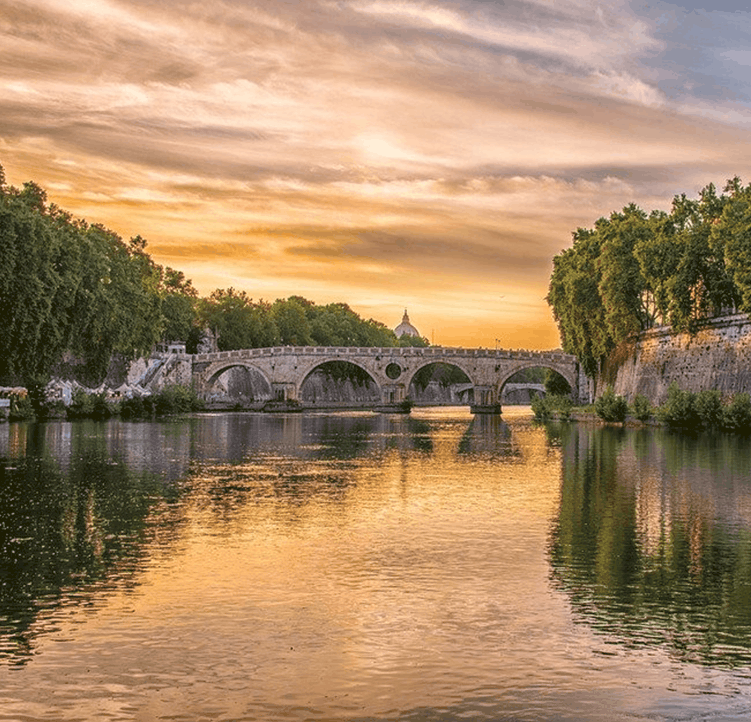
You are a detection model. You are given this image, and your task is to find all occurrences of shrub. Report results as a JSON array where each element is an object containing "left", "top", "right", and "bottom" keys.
[
  {"left": 695, "top": 389, "right": 723, "bottom": 429},
  {"left": 91, "top": 392, "right": 115, "bottom": 419},
  {"left": 723, "top": 393, "right": 751, "bottom": 431},
  {"left": 120, "top": 395, "right": 147, "bottom": 419},
  {"left": 631, "top": 394, "right": 652, "bottom": 421},
  {"left": 67, "top": 389, "right": 115, "bottom": 419},
  {"left": 595, "top": 386, "right": 628, "bottom": 422},
  {"left": 531, "top": 393, "right": 571, "bottom": 421},
  {"left": 67, "top": 388, "right": 94, "bottom": 418},
  {"left": 153, "top": 385, "right": 203, "bottom": 416},
  {"left": 551, "top": 393, "right": 572, "bottom": 420},
  {"left": 8, "top": 394, "right": 34, "bottom": 420},
  {"left": 39, "top": 400, "right": 67, "bottom": 419},
  {"left": 657, "top": 383, "right": 698, "bottom": 428},
  {"left": 531, "top": 394, "right": 551, "bottom": 421}
]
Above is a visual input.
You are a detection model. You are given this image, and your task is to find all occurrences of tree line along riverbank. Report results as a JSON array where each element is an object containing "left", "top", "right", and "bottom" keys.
[{"left": 0, "top": 164, "right": 428, "bottom": 392}]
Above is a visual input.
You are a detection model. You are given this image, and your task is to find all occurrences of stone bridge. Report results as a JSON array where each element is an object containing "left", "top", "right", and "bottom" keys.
[{"left": 189, "top": 345, "right": 589, "bottom": 413}]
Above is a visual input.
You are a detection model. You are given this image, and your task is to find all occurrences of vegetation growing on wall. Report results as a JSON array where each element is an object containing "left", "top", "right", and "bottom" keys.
[{"left": 547, "top": 179, "right": 751, "bottom": 378}]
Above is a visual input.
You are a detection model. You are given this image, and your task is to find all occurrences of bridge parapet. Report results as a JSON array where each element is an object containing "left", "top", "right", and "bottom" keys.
[{"left": 193, "top": 345, "right": 575, "bottom": 363}]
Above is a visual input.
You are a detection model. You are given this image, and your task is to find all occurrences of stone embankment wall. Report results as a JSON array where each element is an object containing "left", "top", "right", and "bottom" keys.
[{"left": 606, "top": 314, "right": 751, "bottom": 404}]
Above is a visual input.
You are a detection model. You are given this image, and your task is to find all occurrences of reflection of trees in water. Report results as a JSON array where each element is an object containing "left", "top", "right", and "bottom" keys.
[
  {"left": 0, "top": 411, "right": 526, "bottom": 666},
  {"left": 0, "top": 424, "right": 186, "bottom": 666},
  {"left": 189, "top": 414, "right": 437, "bottom": 526},
  {"left": 549, "top": 424, "right": 751, "bottom": 667}
]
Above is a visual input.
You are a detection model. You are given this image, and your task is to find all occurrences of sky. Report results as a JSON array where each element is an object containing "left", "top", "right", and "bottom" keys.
[{"left": 3, "top": 0, "right": 751, "bottom": 349}]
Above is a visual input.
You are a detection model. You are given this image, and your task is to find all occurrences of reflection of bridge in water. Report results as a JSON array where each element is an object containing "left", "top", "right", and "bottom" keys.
[{"left": 190, "top": 345, "right": 590, "bottom": 414}]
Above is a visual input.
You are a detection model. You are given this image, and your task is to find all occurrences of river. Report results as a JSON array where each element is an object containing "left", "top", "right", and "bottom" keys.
[{"left": 1, "top": 408, "right": 751, "bottom": 721}]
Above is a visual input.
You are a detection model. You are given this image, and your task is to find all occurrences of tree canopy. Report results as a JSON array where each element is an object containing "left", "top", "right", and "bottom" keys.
[
  {"left": 547, "top": 179, "right": 748, "bottom": 378},
  {"left": 0, "top": 165, "right": 408, "bottom": 385}
]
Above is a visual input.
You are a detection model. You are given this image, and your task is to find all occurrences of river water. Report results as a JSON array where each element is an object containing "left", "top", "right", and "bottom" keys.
[{"left": 1, "top": 408, "right": 751, "bottom": 721}]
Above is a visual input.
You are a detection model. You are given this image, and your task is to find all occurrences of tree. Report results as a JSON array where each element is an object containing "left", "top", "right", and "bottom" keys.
[
  {"left": 712, "top": 180, "right": 751, "bottom": 313},
  {"left": 596, "top": 204, "right": 652, "bottom": 340},
  {"left": 547, "top": 228, "right": 613, "bottom": 377},
  {"left": 272, "top": 297, "right": 313, "bottom": 345}
]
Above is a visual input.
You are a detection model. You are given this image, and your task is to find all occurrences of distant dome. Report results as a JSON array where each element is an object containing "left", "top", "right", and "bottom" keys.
[{"left": 395, "top": 309, "right": 420, "bottom": 338}]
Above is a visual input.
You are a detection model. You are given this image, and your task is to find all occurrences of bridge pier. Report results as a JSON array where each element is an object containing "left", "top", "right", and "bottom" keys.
[
  {"left": 374, "top": 383, "right": 411, "bottom": 413},
  {"left": 470, "top": 385, "right": 501, "bottom": 415}
]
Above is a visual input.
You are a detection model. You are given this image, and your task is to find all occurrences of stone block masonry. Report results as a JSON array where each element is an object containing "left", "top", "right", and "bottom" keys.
[{"left": 609, "top": 314, "right": 751, "bottom": 403}]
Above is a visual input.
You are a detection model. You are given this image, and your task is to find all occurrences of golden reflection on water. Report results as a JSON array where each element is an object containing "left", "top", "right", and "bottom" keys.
[{"left": 3, "top": 410, "right": 751, "bottom": 721}]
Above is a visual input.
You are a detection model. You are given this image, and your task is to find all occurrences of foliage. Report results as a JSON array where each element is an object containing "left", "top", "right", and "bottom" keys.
[
  {"left": 531, "top": 394, "right": 551, "bottom": 421},
  {"left": 411, "top": 363, "right": 469, "bottom": 392},
  {"left": 67, "top": 389, "right": 116, "bottom": 419},
  {"left": 657, "top": 385, "right": 751, "bottom": 431},
  {"left": 398, "top": 334, "right": 430, "bottom": 347},
  {"left": 153, "top": 385, "right": 203, "bottom": 415},
  {"left": 722, "top": 393, "right": 751, "bottom": 431},
  {"left": 0, "top": 166, "right": 415, "bottom": 387},
  {"left": 694, "top": 389, "right": 724, "bottom": 428},
  {"left": 0, "top": 166, "right": 201, "bottom": 385},
  {"left": 594, "top": 387, "right": 629, "bottom": 422},
  {"left": 531, "top": 393, "right": 572, "bottom": 421},
  {"left": 8, "top": 395, "right": 34, "bottom": 420},
  {"left": 544, "top": 370, "right": 571, "bottom": 396},
  {"left": 507, "top": 367, "right": 547, "bottom": 384},
  {"left": 657, "top": 383, "right": 698, "bottom": 427},
  {"left": 631, "top": 394, "right": 652, "bottom": 421},
  {"left": 198, "top": 293, "right": 400, "bottom": 351},
  {"left": 547, "top": 180, "right": 749, "bottom": 381}
]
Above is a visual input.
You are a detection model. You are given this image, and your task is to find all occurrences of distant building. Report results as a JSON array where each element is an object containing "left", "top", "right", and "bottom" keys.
[{"left": 394, "top": 309, "right": 420, "bottom": 338}]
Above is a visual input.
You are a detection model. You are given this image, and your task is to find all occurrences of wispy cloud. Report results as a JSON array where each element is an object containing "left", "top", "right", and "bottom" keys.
[{"left": 1, "top": 0, "right": 750, "bottom": 346}]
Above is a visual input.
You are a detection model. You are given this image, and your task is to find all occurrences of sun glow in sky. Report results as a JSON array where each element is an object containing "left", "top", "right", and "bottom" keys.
[{"left": 3, "top": 0, "right": 751, "bottom": 347}]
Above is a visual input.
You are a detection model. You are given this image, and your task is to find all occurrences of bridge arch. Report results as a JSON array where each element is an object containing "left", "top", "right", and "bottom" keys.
[
  {"left": 202, "top": 361, "right": 274, "bottom": 402},
  {"left": 297, "top": 359, "right": 382, "bottom": 405},
  {"left": 404, "top": 360, "right": 477, "bottom": 406},
  {"left": 403, "top": 360, "right": 477, "bottom": 392},
  {"left": 497, "top": 362, "right": 577, "bottom": 402}
]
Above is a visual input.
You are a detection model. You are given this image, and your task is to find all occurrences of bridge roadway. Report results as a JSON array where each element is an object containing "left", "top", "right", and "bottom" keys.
[{"left": 190, "top": 345, "right": 587, "bottom": 414}]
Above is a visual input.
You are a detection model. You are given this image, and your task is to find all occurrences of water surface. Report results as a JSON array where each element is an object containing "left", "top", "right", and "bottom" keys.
[{"left": 1, "top": 409, "right": 751, "bottom": 721}]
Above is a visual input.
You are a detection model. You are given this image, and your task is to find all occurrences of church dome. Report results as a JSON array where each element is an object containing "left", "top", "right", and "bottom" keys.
[{"left": 395, "top": 309, "right": 420, "bottom": 338}]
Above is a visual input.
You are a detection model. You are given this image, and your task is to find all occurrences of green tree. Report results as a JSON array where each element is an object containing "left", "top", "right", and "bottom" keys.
[
  {"left": 199, "top": 289, "right": 279, "bottom": 350},
  {"left": 160, "top": 267, "right": 198, "bottom": 343},
  {"left": 547, "top": 228, "right": 612, "bottom": 377},
  {"left": 666, "top": 187, "right": 736, "bottom": 332},
  {"left": 596, "top": 204, "right": 653, "bottom": 340},
  {"left": 712, "top": 180, "right": 751, "bottom": 313},
  {"left": 271, "top": 297, "right": 314, "bottom": 345}
]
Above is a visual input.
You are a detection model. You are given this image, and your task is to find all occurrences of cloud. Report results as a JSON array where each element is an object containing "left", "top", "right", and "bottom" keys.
[{"left": 3, "top": 0, "right": 751, "bottom": 347}]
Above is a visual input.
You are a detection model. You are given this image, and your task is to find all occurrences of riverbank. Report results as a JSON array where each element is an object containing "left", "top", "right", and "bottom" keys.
[
  {"left": 545, "top": 408, "right": 663, "bottom": 427},
  {"left": 540, "top": 389, "right": 751, "bottom": 433}
]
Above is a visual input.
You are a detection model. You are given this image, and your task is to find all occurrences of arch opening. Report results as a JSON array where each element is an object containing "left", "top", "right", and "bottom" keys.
[
  {"left": 205, "top": 364, "right": 273, "bottom": 407},
  {"left": 501, "top": 366, "right": 572, "bottom": 405},
  {"left": 299, "top": 361, "right": 380, "bottom": 407},
  {"left": 407, "top": 362, "right": 473, "bottom": 406}
]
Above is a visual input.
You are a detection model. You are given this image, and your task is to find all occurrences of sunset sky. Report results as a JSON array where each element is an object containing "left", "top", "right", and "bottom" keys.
[{"left": 2, "top": 0, "right": 751, "bottom": 348}]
